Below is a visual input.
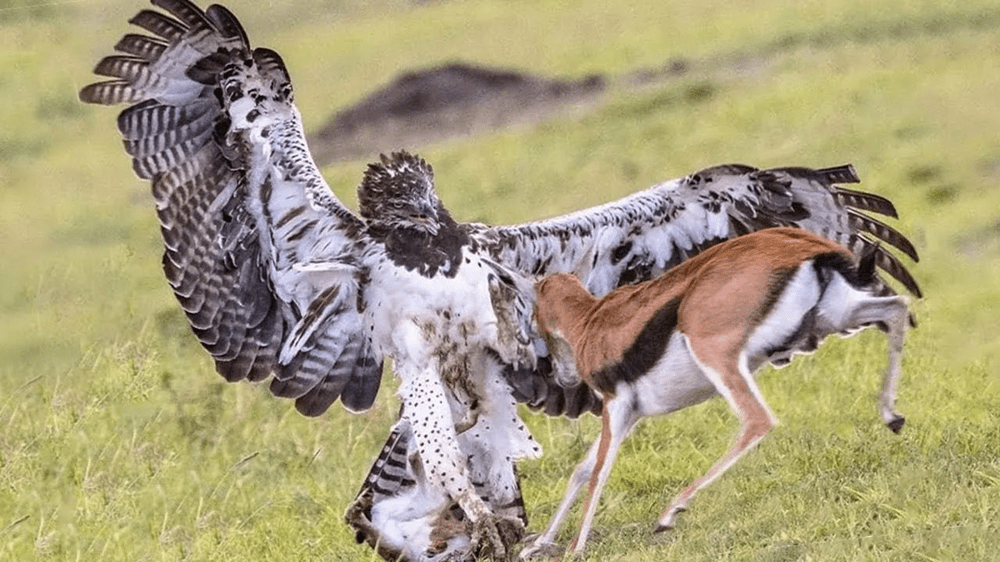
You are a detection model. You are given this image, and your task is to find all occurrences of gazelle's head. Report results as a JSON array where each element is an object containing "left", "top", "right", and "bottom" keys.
[
  {"left": 535, "top": 274, "right": 592, "bottom": 388},
  {"left": 534, "top": 274, "right": 582, "bottom": 337}
]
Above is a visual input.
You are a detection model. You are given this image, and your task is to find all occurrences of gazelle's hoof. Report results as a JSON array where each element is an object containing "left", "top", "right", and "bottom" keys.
[
  {"left": 518, "top": 539, "right": 563, "bottom": 560},
  {"left": 654, "top": 506, "right": 686, "bottom": 533},
  {"left": 887, "top": 415, "right": 905, "bottom": 434}
]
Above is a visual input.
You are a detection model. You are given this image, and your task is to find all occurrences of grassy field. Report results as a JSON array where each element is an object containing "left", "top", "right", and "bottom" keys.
[{"left": 2, "top": 0, "right": 999, "bottom": 560}]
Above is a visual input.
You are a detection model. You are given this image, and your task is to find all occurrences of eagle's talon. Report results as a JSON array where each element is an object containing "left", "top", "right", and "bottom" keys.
[
  {"left": 494, "top": 514, "right": 526, "bottom": 549},
  {"left": 470, "top": 513, "right": 507, "bottom": 560}
]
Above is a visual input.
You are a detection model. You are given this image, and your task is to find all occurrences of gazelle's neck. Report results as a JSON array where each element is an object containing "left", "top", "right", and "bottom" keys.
[{"left": 536, "top": 274, "right": 597, "bottom": 351}]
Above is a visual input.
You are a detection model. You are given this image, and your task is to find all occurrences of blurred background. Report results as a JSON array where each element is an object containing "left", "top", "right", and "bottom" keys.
[{"left": 1, "top": 0, "right": 998, "bottom": 560}]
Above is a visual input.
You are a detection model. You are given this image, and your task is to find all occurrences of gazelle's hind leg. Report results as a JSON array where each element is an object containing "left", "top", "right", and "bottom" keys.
[
  {"left": 657, "top": 336, "right": 776, "bottom": 532},
  {"left": 825, "top": 292, "right": 910, "bottom": 432},
  {"left": 880, "top": 298, "right": 909, "bottom": 433}
]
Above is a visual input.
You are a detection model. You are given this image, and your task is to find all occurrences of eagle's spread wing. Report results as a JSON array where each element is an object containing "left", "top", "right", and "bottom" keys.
[
  {"left": 477, "top": 164, "right": 919, "bottom": 296},
  {"left": 80, "top": 0, "right": 383, "bottom": 415},
  {"left": 471, "top": 163, "right": 920, "bottom": 417}
]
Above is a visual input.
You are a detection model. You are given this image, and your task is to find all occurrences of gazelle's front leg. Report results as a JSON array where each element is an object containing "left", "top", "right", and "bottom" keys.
[
  {"left": 519, "top": 439, "right": 601, "bottom": 560},
  {"left": 568, "top": 397, "right": 641, "bottom": 556},
  {"left": 520, "top": 394, "right": 641, "bottom": 560}
]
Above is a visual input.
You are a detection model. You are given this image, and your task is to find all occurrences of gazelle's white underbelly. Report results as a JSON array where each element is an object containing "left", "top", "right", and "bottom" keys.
[{"left": 629, "top": 331, "right": 718, "bottom": 418}]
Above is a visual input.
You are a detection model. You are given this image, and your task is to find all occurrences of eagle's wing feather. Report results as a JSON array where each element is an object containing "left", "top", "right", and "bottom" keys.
[
  {"left": 472, "top": 162, "right": 920, "bottom": 417},
  {"left": 80, "top": 0, "right": 383, "bottom": 415},
  {"left": 479, "top": 163, "right": 919, "bottom": 296}
]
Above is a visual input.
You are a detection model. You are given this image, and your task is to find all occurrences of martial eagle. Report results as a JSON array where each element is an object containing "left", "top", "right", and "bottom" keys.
[{"left": 79, "top": 1, "right": 921, "bottom": 561}]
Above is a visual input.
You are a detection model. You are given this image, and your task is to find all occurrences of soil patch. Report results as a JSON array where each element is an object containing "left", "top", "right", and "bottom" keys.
[
  {"left": 307, "top": 9, "right": 999, "bottom": 166},
  {"left": 308, "top": 62, "right": 614, "bottom": 164}
]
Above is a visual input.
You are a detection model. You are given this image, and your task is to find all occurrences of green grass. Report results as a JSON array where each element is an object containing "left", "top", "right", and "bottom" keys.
[{"left": 2, "top": 0, "right": 999, "bottom": 560}]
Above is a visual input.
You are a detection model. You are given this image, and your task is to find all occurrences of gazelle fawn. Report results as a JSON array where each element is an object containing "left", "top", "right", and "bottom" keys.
[{"left": 520, "top": 227, "right": 910, "bottom": 559}]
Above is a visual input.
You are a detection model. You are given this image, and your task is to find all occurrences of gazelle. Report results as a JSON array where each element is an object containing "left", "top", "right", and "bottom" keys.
[{"left": 520, "top": 227, "right": 910, "bottom": 559}]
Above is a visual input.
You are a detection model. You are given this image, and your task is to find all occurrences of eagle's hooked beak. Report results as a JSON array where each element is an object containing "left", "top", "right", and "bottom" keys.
[{"left": 413, "top": 202, "right": 440, "bottom": 236}]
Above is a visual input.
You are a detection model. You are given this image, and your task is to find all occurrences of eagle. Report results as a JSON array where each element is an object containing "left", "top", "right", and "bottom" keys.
[{"left": 79, "top": 1, "right": 921, "bottom": 561}]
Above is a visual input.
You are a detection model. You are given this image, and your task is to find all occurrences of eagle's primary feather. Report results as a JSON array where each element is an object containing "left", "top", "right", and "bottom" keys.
[{"left": 81, "top": 1, "right": 920, "bottom": 560}]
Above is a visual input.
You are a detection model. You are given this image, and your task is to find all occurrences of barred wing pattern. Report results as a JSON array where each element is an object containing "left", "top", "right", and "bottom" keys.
[
  {"left": 80, "top": 0, "right": 383, "bottom": 415},
  {"left": 473, "top": 164, "right": 921, "bottom": 417},
  {"left": 477, "top": 164, "right": 919, "bottom": 297}
]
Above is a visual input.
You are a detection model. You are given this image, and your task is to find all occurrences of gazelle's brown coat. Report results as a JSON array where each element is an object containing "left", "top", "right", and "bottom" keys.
[{"left": 521, "top": 227, "right": 910, "bottom": 559}]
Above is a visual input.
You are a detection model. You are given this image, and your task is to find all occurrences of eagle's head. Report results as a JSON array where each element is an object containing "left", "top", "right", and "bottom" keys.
[{"left": 359, "top": 151, "right": 442, "bottom": 236}]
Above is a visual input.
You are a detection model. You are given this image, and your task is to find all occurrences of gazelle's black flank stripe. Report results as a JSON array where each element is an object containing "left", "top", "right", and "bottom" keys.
[{"left": 591, "top": 297, "right": 681, "bottom": 395}]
